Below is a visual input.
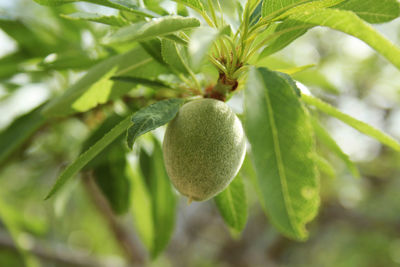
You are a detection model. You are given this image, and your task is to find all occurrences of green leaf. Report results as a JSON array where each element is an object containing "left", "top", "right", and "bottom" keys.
[
  {"left": 314, "top": 155, "right": 335, "bottom": 179},
  {"left": 0, "top": 104, "right": 47, "bottom": 165},
  {"left": 255, "top": 57, "right": 339, "bottom": 94},
  {"left": 189, "top": 26, "right": 230, "bottom": 69},
  {"left": 39, "top": 51, "right": 100, "bottom": 71},
  {"left": 0, "top": 195, "right": 40, "bottom": 267},
  {"left": 161, "top": 39, "right": 191, "bottom": 75},
  {"left": 276, "top": 0, "right": 346, "bottom": 20},
  {"left": 302, "top": 94, "right": 400, "bottom": 151},
  {"left": 45, "top": 115, "right": 132, "bottom": 200},
  {"left": 171, "top": 0, "right": 205, "bottom": 13},
  {"left": 127, "top": 161, "right": 154, "bottom": 251},
  {"left": 93, "top": 148, "right": 131, "bottom": 214},
  {"left": 130, "top": 137, "right": 177, "bottom": 258},
  {"left": 214, "top": 174, "right": 248, "bottom": 232},
  {"left": 61, "top": 12, "right": 129, "bottom": 26},
  {"left": 81, "top": 114, "right": 131, "bottom": 214},
  {"left": 311, "top": 117, "right": 359, "bottom": 178},
  {"left": 285, "top": 8, "right": 400, "bottom": 71},
  {"left": 261, "top": 0, "right": 312, "bottom": 18},
  {"left": 258, "top": 3, "right": 400, "bottom": 59},
  {"left": 145, "top": 138, "right": 177, "bottom": 258},
  {"left": 244, "top": 67, "right": 319, "bottom": 240},
  {"left": 127, "top": 99, "right": 184, "bottom": 148},
  {"left": 42, "top": 46, "right": 168, "bottom": 117},
  {"left": 257, "top": 20, "right": 309, "bottom": 58},
  {"left": 104, "top": 16, "right": 200, "bottom": 45},
  {"left": 111, "top": 76, "right": 171, "bottom": 88},
  {"left": 34, "top": 0, "right": 159, "bottom": 17},
  {"left": 334, "top": 0, "right": 400, "bottom": 23}
]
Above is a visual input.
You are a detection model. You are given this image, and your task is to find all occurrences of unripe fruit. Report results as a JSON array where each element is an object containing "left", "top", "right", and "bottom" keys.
[{"left": 163, "top": 98, "right": 246, "bottom": 201}]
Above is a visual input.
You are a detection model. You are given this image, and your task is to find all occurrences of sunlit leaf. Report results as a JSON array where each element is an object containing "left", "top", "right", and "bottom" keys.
[
  {"left": 189, "top": 26, "right": 230, "bottom": 69},
  {"left": 162, "top": 39, "right": 191, "bottom": 75},
  {"left": 104, "top": 16, "right": 200, "bottom": 44},
  {"left": 334, "top": 0, "right": 400, "bottom": 23},
  {"left": 280, "top": 8, "right": 400, "bottom": 70},
  {"left": 311, "top": 117, "right": 359, "bottom": 178},
  {"left": 302, "top": 94, "right": 400, "bottom": 151},
  {"left": 61, "top": 12, "right": 129, "bottom": 26},
  {"left": 42, "top": 46, "right": 168, "bottom": 117},
  {"left": 314, "top": 155, "right": 335, "bottom": 179},
  {"left": 34, "top": 0, "right": 159, "bottom": 17},
  {"left": 171, "top": 0, "right": 205, "bottom": 13},
  {"left": 244, "top": 67, "right": 319, "bottom": 240}
]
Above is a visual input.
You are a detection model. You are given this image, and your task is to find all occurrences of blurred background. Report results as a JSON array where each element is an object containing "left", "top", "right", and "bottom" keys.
[{"left": 0, "top": 0, "right": 400, "bottom": 266}]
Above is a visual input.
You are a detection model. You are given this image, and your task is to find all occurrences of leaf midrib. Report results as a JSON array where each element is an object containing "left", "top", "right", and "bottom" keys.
[{"left": 263, "top": 81, "right": 298, "bottom": 235}]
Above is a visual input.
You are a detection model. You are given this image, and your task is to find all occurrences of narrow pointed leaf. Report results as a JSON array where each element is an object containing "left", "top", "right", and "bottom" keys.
[
  {"left": 311, "top": 117, "right": 359, "bottom": 178},
  {"left": 81, "top": 114, "right": 131, "bottom": 214},
  {"left": 161, "top": 39, "right": 191, "bottom": 75},
  {"left": 45, "top": 116, "right": 132, "bottom": 200},
  {"left": 146, "top": 138, "right": 177, "bottom": 258},
  {"left": 61, "top": 12, "right": 129, "bottom": 26},
  {"left": 314, "top": 155, "right": 335, "bottom": 179},
  {"left": 261, "top": 0, "right": 312, "bottom": 18},
  {"left": 127, "top": 99, "right": 184, "bottom": 148},
  {"left": 286, "top": 8, "right": 400, "bottom": 70},
  {"left": 214, "top": 174, "right": 248, "bottom": 232},
  {"left": 127, "top": 162, "right": 154, "bottom": 250},
  {"left": 244, "top": 67, "right": 319, "bottom": 240},
  {"left": 0, "top": 104, "right": 47, "bottom": 165},
  {"left": 189, "top": 26, "right": 230, "bottom": 69},
  {"left": 104, "top": 16, "right": 200, "bottom": 44},
  {"left": 259, "top": 3, "right": 400, "bottom": 58},
  {"left": 171, "top": 0, "right": 205, "bottom": 13},
  {"left": 34, "top": 0, "right": 159, "bottom": 17},
  {"left": 43, "top": 47, "right": 167, "bottom": 117},
  {"left": 334, "top": 0, "right": 400, "bottom": 23},
  {"left": 302, "top": 94, "right": 400, "bottom": 151}
]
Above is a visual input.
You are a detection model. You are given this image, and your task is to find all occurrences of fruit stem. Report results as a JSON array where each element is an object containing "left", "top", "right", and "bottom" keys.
[{"left": 204, "top": 72, "right": 238, "bottom": 101}]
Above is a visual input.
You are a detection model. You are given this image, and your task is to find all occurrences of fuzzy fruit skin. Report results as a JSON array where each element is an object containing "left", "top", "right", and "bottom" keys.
[{"left": 163, "top": 98, "right": 246, "bottom": 201}]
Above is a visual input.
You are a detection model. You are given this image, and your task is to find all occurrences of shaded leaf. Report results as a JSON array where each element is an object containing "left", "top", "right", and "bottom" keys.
[
  {"left": 146, "top": 138, "right": 177, "bottom": 258},
  {"left": 111, "top": 76, "right": 171, "bottom": 88},
  {"left": 0, "top": 104, "right": 47, "bottom": 165},
  {"left": 127, "top": 99, "right": 184, "bottom": 148},
  {"left": 45, "top": 116, "right": 132, "bottom": 199},
  {"left": 244, "top": 67, "right": 319, "bottom": 240},
  {"left": 81, "top": 114, "right": 131, "bottom": 214},
  {"left": 127, "top": 161, "right": 154, "bottom": 250},
  {"left": 214, "top": 174, "right": 248, "bottom": 232}
]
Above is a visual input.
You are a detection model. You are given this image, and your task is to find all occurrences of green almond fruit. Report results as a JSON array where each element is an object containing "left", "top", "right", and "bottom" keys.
[{"left": 163, "top": 98, "right": 246, "bottom": 201}]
